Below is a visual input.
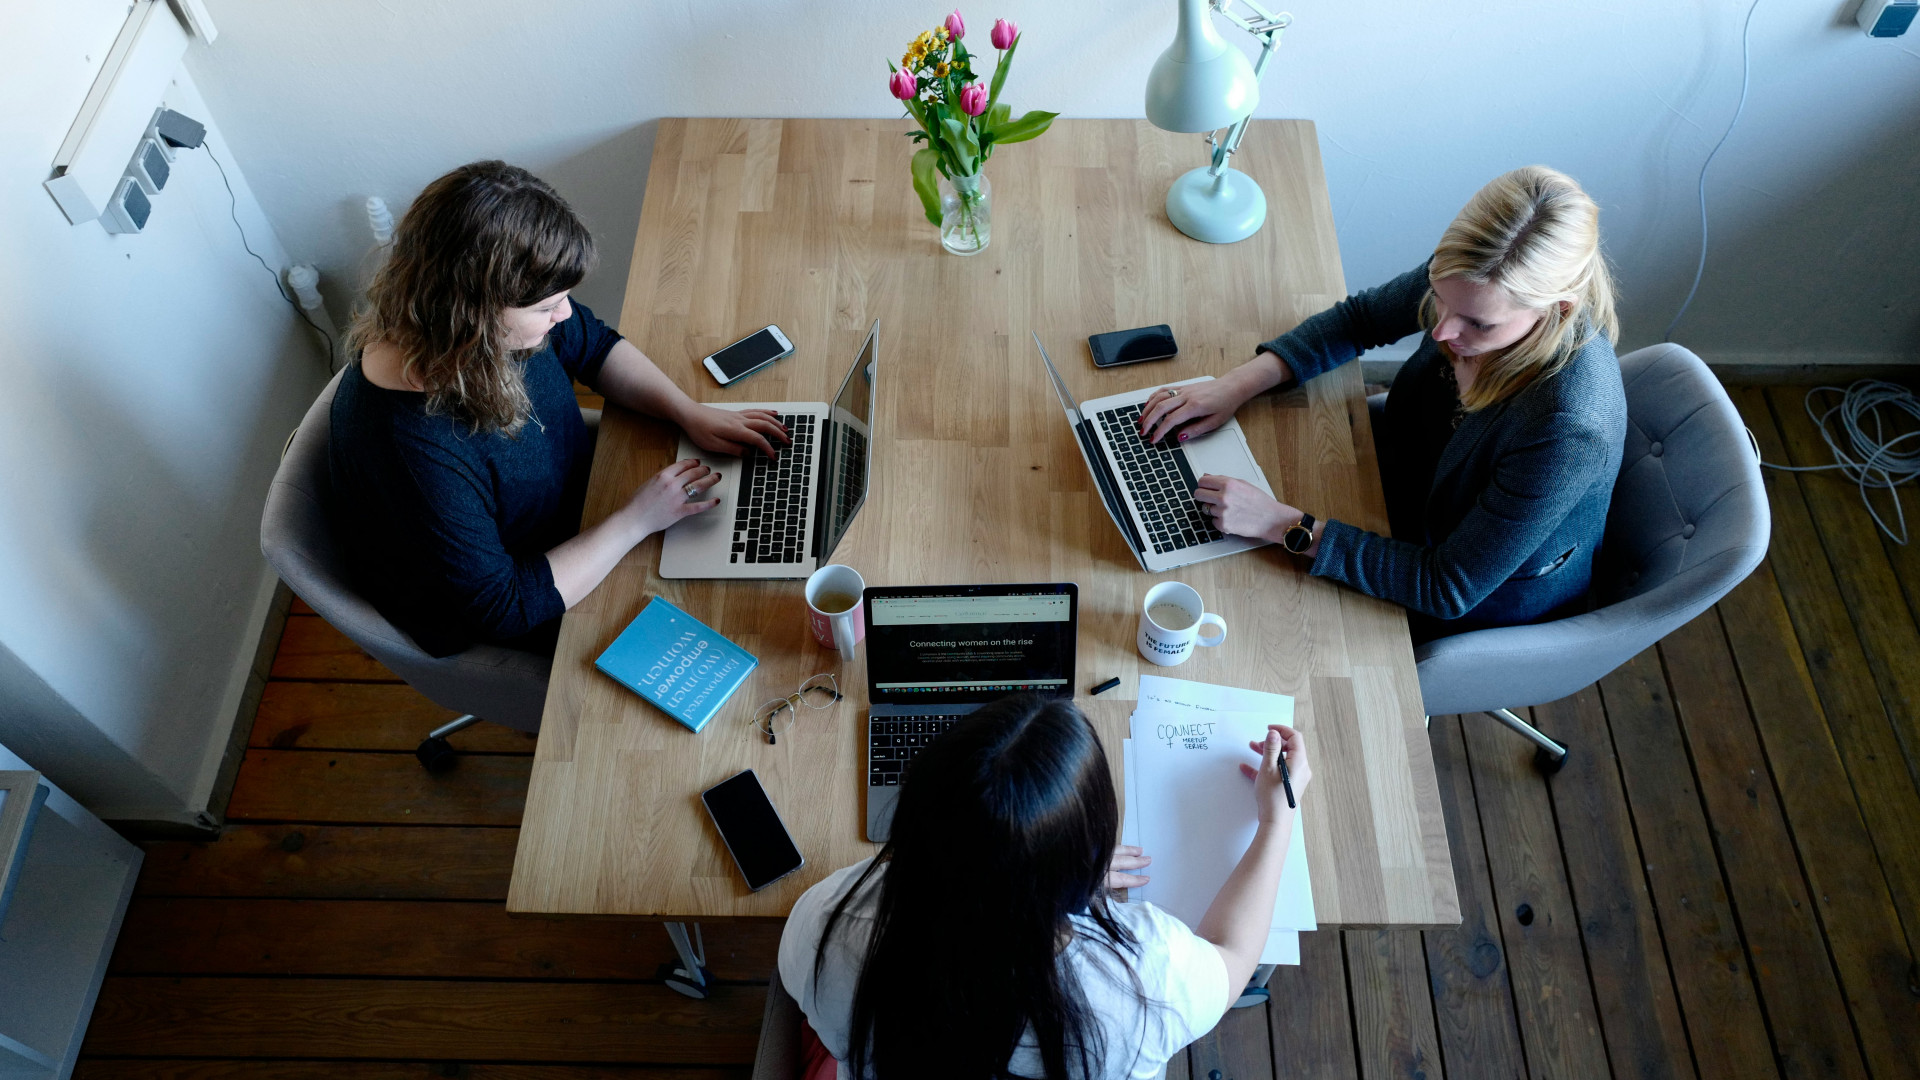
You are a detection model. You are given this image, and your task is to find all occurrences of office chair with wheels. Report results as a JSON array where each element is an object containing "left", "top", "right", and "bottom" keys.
[
  {"left": 261, "top": 369, "right": 600, "bottom": 771},
  {"left": 1371, "top": 343, "right": 1769, "bottom": 773}
]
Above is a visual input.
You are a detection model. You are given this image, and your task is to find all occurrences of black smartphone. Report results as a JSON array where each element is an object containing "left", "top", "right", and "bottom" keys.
[
  {"left": 700, "top": 769, "right": 805, "bottom": 891},
  {"left": 1089, "top": 324, "right": 1178, "bottom": 368},
  {"left": 703, "top": 324, "right": 795, "bottom": 385}
]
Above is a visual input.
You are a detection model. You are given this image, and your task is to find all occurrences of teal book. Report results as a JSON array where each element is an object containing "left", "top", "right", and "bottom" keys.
[{"left": 595, "top": 597, "right": 758, "bottom": 733}]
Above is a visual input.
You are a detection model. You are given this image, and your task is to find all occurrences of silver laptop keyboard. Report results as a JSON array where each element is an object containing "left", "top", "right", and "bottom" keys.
[
  {"left": 1094, "top": 403, "right": 1226, "bottom": 555},
  {"left": 730, "top": 414, "right": 815, "bottom": 564},
  {"left": 868, "top": 714, "right": 965, "bottom": 786}
]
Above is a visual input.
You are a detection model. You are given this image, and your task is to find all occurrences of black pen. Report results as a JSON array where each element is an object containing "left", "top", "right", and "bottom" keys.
[{"left": 1278, "top": 744, "right": 1296, "bottom": 809}]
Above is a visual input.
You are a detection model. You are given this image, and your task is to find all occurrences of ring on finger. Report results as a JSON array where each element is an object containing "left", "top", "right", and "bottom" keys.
[{"left": 684, "top": 483, "right": 699, "bottom": 498}]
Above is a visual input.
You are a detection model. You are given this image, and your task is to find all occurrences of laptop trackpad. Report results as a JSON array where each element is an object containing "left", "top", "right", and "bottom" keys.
[
  {"left": 663, "top": 447, "right": 742, "bottom": 541},
  {"left": 1183, "top": 426, "right": 1273, "bottom": 496}
]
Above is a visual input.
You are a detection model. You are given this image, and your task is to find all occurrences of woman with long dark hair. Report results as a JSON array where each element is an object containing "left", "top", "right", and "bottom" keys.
[
  {"left": 778, "top": 695, "right": 1310, "bottom": 1079},
  {"left": 330, "top": 160, "right": 789, "bottom": 664}
]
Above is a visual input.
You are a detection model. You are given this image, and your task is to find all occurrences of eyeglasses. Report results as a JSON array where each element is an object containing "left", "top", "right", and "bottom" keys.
[{"left": 753, "top": 673, "right": 842, "bottom": 744}]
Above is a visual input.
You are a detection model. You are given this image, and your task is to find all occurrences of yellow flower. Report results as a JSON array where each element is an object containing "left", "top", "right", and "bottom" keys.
[
  {"left": 935, "top": 25, "right": 948, "bottom": 40},
  {"left": 935, "top": 61, "right": 949, "bottom": 76}
]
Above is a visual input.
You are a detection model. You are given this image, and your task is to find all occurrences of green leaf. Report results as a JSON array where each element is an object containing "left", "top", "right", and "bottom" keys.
[
  {"left": 911, "top": 147, "right": 942, "bottom": 226},
  {"left": 991, "top": 109, "right": 1057, "bottom": 145},
  {"left": 941, "top": 117, "right": 979, "bottom": 174}
]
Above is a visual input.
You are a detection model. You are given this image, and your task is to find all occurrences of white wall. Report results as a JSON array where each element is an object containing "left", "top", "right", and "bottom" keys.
[
  {"left": 181, "top": 0, "right": 1920, "bottom": 365},
  {"left": 0, "top": 0, "right": 327, "bottom": 821}
]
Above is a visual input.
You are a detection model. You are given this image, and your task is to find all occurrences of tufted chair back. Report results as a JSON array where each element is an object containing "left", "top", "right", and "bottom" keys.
[
  {"left": 1413, "top": 343, "right": 1770, "bottom": 716},
  {"left": 259, "top": 368, "right": 569, "bottom": 732}
]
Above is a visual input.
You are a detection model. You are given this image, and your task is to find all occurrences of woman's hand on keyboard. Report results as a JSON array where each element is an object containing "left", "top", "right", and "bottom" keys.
[
  {"left": 1137, "top": 372, "right": 1253, "bottom": 445},
  {"left": 1193, "top": 475, "right": 1297, "bottom": 545},
  {"left": 627, "top": 458, "right": 723, "bottom": 536},
  {"left": 680, "top": 404, "right": 791, "bottom": 458}
]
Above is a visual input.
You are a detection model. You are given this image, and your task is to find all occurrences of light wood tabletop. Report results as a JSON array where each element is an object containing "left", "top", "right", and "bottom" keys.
[{"left": 508, "top": 118, "right": 1459, "bottom": 928}]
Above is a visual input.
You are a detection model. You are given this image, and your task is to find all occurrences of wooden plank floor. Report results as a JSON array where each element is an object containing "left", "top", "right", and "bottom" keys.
[{"left": 79, "top": 382, "right": 1920, "bottom": 1078}]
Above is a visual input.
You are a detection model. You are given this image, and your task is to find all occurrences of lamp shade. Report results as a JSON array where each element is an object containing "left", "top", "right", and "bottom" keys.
[{"left": 1145, "top": 0, "right": 1259, "bottom": 132}]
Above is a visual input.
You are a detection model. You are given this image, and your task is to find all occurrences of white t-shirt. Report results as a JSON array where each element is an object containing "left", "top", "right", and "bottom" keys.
[{"left": 778, "top": 858, "right": 1231, "bottom": 1080}]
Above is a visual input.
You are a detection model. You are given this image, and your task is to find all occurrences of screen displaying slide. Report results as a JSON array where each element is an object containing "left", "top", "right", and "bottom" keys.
[{"left": 867, "top": 592, "right": 1074, "bottom": 701}]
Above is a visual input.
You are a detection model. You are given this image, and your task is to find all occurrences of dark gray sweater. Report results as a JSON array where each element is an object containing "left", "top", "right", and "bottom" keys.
[
  {"left": 328, "top": 303, "right": 621, "bottom": 657},
  {"left": 1261, "top": 264, "right": 1626, "bottom": 634}
]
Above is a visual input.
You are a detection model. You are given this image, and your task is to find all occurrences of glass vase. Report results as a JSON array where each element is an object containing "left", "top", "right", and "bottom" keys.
[{"left": 939, "top": 172, "right": 992, "bottom": 256}]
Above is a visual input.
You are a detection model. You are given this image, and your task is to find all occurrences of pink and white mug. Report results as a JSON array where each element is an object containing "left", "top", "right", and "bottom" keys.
[{"left": 805, "top": 564, "right": 866, "bottom": 662}]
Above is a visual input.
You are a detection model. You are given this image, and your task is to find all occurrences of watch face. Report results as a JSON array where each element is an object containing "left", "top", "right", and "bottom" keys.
[{"left": 1284, "top": 525, "right": 1312, "bottom": 553}]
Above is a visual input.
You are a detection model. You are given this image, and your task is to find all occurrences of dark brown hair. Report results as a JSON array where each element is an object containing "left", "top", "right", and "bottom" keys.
[
  {"left": 348, "top": 161, "right": 595, "bottom": 434},
  {"left": 816, "top": 695, "right": 1147, "bottom": 1080}
]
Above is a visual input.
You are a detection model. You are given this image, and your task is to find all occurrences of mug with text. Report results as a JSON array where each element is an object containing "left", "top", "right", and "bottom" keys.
[
  {"left": 806, "top": 563, "right": 866, "bottom": 663},
  {"left": 1136, "top": 581, "right": 1227, "bottom": 666}
]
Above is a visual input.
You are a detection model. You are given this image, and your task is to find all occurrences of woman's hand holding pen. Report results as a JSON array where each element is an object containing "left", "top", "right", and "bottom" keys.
[{"left": 1241, "top": 725, "right": 1310, "bottom": 824}]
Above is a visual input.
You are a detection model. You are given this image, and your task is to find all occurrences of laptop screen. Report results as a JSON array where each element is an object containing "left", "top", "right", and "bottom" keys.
[
  {"left": 815, "top": 321, "right": 878, "bottom": 564},
  {"left": 863, "top": 584, "right": 1078, "bottom": 705}
]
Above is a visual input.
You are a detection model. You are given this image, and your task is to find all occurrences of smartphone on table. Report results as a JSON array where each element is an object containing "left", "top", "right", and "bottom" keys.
[
  {"left": 1089, "top": 324, "right": 1178, "bottom": 368},
  {"left": 701, "top": 769, "right": 805, "bottom": 891},
  {"left": 704, "top": 324, "right": 794, "bottom": 385}
]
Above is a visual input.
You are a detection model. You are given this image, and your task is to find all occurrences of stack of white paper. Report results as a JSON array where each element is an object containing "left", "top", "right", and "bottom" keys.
[{"left": 1119, "top": 675, "right": 1315, "bottom": 965}]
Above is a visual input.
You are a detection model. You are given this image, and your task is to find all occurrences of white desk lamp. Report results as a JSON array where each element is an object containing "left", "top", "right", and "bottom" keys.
[{"left": 1144, "top": 0, "right": 1292, "bottom": 243}]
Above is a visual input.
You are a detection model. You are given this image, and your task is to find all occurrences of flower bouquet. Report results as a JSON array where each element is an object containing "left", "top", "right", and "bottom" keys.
[{"left": 888, "top": 11, "right": 1056, "bottom": 254}]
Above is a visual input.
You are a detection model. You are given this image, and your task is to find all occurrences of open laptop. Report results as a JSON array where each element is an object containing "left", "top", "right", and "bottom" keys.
[
  {"left": 1033, "top": 333, "right": 1276, "bottom": 573},
  {"left": 861, "top": 583, "right": 1079, "bottom": 842},
  {"left": 659, "top": 320, "right": 878, "bottom": 579}
]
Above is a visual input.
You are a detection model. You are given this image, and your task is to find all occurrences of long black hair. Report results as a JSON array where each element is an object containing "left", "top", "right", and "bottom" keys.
[{"left": 815, "top": 695, "right": 1142, "bottom": 1079}]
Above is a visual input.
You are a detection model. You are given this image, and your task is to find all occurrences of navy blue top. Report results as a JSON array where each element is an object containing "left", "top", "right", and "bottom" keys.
[
  {"left": 329, "top": 302, "right": 622, "bottom": 657},
  {"left": 1259, "top": 264, "right": 1626, "bottom": 636}
]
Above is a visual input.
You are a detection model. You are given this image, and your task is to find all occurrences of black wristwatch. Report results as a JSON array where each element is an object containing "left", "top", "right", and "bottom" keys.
[{"left": 1282, "top": 513, "right": 1316, "bottom": 555}]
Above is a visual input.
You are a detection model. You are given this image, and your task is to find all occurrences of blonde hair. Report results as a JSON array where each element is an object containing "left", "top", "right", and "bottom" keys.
[
  {"left": 1419, "top": 166, "right": 1619, "bottom": 412},
  {"left": 349, "top": 161, "right": 595, "bottom": 435}
]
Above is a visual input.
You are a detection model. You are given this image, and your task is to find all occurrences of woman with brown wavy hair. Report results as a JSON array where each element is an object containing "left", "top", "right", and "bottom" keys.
[{"left": 329, "top": 160, "right": 788, "bottom": 664}]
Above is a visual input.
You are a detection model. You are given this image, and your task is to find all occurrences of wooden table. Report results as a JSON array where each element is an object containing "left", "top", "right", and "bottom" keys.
[{"left": 509, "top": 118, "right": 1459, "bottom": 930}]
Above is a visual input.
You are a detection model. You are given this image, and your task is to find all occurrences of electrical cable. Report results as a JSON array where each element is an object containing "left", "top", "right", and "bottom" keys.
[
  {"left": 1664, "top": 0, "right": 1762, "bottom": 343},
  {"left": 200, "top": 143, "right": 338, "bottom": 366},
  {"left": 1761, "top": 380, "right": 1920, "bottom": 544}
]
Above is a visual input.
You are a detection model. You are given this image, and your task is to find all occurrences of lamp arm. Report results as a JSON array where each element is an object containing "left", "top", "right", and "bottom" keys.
[{"left": 1208, "top": 19, "right": 1287, "bottom": 177}]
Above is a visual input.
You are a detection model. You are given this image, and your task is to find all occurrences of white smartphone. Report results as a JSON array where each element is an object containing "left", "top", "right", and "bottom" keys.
[{"left": 703, "top": 324, "right": 794, "bottom": 385}]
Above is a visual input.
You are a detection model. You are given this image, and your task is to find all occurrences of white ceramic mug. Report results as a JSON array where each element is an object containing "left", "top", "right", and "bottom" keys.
[
  {"left": 1136, "top": 581, "right": 1227, "bottom": 666},
  {"left": 805, "top": 564, "right": 866, "bottom": 663}
]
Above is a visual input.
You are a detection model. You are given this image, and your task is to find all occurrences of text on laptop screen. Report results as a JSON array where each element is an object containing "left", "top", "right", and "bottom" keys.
[{"left": 867, "top": 592, "right": 1073, "bottom": 698}]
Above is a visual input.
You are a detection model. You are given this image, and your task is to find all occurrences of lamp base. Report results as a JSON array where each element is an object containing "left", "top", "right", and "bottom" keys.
[{"left": 1165, "top": 165, "right": 1266, "bottom": 244}]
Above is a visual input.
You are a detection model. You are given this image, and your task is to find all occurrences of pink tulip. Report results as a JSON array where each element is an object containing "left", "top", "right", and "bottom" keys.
[
  {"left": 959, "top": 82, "right": 988, "bottom": 116},
  {"left": 990, "top": 18, "right": 1017, "bottom": 49},
  {"left": 945, "top": 10, "right": 966, "bottom": 39},
  {"left": 889, "top": 70, "right": 917, "bottom": 100}
]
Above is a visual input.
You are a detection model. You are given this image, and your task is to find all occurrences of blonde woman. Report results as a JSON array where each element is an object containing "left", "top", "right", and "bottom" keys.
[
  {"left": 1139, "top": 166, "right": 1624, "bottom": 638},
  {"left": 331, "top": 161, "right": 789, "bottom": 660}
]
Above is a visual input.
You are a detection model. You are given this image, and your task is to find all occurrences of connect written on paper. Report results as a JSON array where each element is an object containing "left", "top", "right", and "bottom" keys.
[{"left": 1122, "top": 675, "right": 1315, "bottom": 965}]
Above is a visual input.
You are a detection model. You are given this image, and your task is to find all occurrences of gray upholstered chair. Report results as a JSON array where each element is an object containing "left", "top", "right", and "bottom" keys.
[
  {"left": 260, "top": 368, "right": 599, "bottom": 770},
  {"left": 1372, "top": 343, "right": 1769, "bottom": 771}
]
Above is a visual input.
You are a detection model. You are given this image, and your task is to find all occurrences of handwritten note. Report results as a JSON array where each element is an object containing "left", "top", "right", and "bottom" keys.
[{"left": 1124, "top": 677, "right": 1314, "bottom": 965}]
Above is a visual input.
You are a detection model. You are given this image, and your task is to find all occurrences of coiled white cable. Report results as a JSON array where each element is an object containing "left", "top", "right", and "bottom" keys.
[{"left": 1762, "top": 380, "right": 1920, "bottom": 544}]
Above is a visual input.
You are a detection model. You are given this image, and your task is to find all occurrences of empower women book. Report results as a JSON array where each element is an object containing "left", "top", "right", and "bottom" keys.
[{"left": 595, "top": 597, "right": 758, "bottom": 733}]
